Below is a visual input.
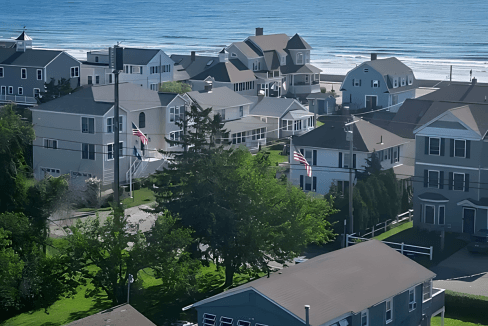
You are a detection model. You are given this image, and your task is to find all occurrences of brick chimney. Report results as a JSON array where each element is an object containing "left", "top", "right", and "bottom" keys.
[
  {"left": 191, "top": 51, "right": 196, "bottom": 62},
  {"left": 256, "top": 27, "right": 263, "bottom": 36},
  {"left": 371, "top": 53, "right": 377, "bottom": 61}
]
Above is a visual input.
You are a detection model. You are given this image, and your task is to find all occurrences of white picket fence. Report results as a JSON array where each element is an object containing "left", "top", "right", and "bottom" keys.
[{"left": 359, "top": 209, "right": 413, "bottom": 238}]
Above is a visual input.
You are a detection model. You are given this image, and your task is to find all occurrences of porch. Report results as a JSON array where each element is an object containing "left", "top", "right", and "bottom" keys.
[{"left": 0, "top": 94, "right": 37, "bottom": 106}]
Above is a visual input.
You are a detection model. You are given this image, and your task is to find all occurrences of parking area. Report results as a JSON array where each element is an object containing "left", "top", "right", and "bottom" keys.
[{"left": 432, "top": 247, "right": 488, "bottom": 297}]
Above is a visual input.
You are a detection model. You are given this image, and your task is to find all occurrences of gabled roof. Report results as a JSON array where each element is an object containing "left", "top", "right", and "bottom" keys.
[
  {"left": 15, "top": 31, "right": 32, "bottom": 41},
  {"left": 247, "top": 34, "right": 289, "bottom": 56},
  {"left": 67, "top": 304, "right": 155, "bottom": 326},
  {"left": 365, "top": 57, "right": 413, "bottom": 76},
  {"left": 190, "top": 60, "right": 256, "bottom": 83},
  {"left": 170, "top": 54, "right": 219, "bottom": 79},
  {"left": 249, "top": 96, "right": 306, "bottom": 118},
  {"left": 32, "top": 84, "right": 179, "bottom": 115},
  {"left": 187, "top": 87, "right": 253, "bottom": 109},
  {"left": 418, "top": 82, "right": 488, "bottom": 103},
  {"left": 263, "top": 50, "right": 280, "bottom": 71},
  {"left": 0, "top": 48, "right": 63, "bottom": 67},
  {"left": 280, "top": 63, "right": 321, "bottom": 74},
  {"left": 223, "top": 116, "right": 268, "bottom": 133},
  {"left": 230, "top": 41, "right": 261, "bottom": 58},
  {"left": 293, "top": 116, "right": 407, "bottom": 152},
  {"left": 122, "top": 48, "right": 161, "bottom": 65},
  {"left": 190, "top": 240, "right": 435, "bottom": 326},
  {"left": 286, "top": 33, "right": 312, "bottom": 50}
]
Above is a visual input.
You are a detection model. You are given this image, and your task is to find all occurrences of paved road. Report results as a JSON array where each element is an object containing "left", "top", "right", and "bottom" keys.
[{"left": 432, "top": 247, "right": 488, "bottom": 296}]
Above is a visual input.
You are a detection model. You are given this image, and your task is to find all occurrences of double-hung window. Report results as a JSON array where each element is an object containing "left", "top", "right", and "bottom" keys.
[
  {"left": 37, "top": 69, "right": 43, "bottom": 80},
  {"left": 423, "top": 280, "right": 432, "bottom": 302},
  {"left": 294, "top": 120, "right": 302, "bottom": 131},
  {"left": 438, "top": 205, "right": 445, "bottom": 225},
  {"left": 82, "top": 143, "right": 95, "bottom": 160},
  {"left": 424, "top": 205, "right": 435, "bottom": 224},
  {"left": 202, "top": 313, "right": 216, "bottom": 326},
  {"left": 219, "top": 316, "right": 233, "bottom": 326},
  {"left": 18, "top": 87, "right": 23, "bottom": 95},
  {"left": 385, "top": 298, "right": 393, "bottom": 323},
  {"left": 43, "top": 139, "right": 58, "bottom": 149},
  {"left": 428, "top": 170, "right": 439, "bottom": 188},
  {"left": 393, "top": 78, "right": 398, "bottom": 88},
  {"left": 169, "top": 130, "right": 182, "bottom": 147},
  {"left": 107, "top": 117, "right": 123, "bottom": 133},
  {"left": 107, "top": 142, "right": 123, "bottom": 160},
  {"left": 82, "top": 117, "right": 95, "bottom": 134},
  {"left": 429, "top": 137, "right": 440, "bottom": 155},
  {"left": 408, "top": 288, "right": 417, "bottom": 311},
  {"left": 21, "top": 68, "right": 27, "bottom": 79},
  {"left": 219, "top": 108, "right": 225, "bottom": 120},
  {"left": 232, "top": 132, "right": 246, "bottom": 144},
  {"left": 70, "top": 66, "right": 79, "bottom": 78},
  {"left": 408, "top": 75, "right": 414, "bottom": 85},
  {"left": 0, "top": 67, "right": 3, "bottom": 78},
  {"left": 8, "top": 86, "right": 13, "bottom": 94},
  {"left": 353, "top": 78, "right": 361, "bottom": 87},
  {"left": 169, "top": 107, "right": 175, "bottom": 122},
  {"left": 454, "top": 139, "right": 466, "bottom": 157},
  {"left": 401, "top": 77, "right": 406, "bottom": 86},
  {"left": 453, "top": 173, "right": 465, "bottom": 191},
  {"left": 343, "top": 153, "right": 351, "bottom": 169},
  {"left": 372, "top": 80, "right": 379, "bottom": 88},
  {"left": 296, "top": 52, "right": 303, "bottom": 65},
  {"left": 361, "top": 310, "right": 369, "bottom": 326},
  {"left": 281, "top": 119, "right": 292, "bottom": 131}
]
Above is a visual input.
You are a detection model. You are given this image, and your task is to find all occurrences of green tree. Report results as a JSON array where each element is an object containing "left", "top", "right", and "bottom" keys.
[
  {"left": 0, "top": 228, "right": 24, "bottom": 311},
  {"left": 39, "top": 78, "right": 74, "bottom": 103},
  {"left": 0, "top": 104, "right": 35, "bottom": 213},
  {"left": 159, "top": 81, "right": 192, "bottom": 94}
]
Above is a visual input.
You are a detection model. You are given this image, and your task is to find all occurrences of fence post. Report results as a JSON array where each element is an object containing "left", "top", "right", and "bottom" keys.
[
  {"left": 372, "top": 224, "right": 375, "bottom": 238},
  {"left": 401, "top": 242, "right": 404, "bottom": 255},
  {"left": 409, "top": 209, "right": 412, "bottom": 222},
  {"left": 430, "top": 246, "right": 433, "bottom": 261},
  {"left": 385, "top": 221, "right": 387, "bottom": 232},
  {"left": 345, "top": 234, "right": 349, "bottom": 247}
]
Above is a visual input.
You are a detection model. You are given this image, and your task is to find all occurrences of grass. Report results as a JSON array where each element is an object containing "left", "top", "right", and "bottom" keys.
[
  {"left": 316, "top": 120, "right": 324, "bottom": 127},
  {"left": 77, "top": 207, "right": 112, "bottom": 213},
  {"left": 265, "top": 149, "right": 288, "bottom": 166},
  {"left": 374, "top": 221, "right": 413, "bottom": 241},
  {"left": 122, "top": 187, "right": 155, "bottom": 209},
  {"left": 431, "top": 317, "right": 487, "bottom": 326}
]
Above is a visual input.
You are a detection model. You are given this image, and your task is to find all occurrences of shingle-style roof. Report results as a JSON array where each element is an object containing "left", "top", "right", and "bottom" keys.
[
  {"left": 293, "top": 116, "right": 408, "bottom": 152},
  {"left": 418, "top": 193, "right": 449, "bottom": 201},
  {"left": 190, "top": 61, "right": 256, "bottom": 83},
  {"left": 280, "top": 63, "right": 322, "bottom": 74},
  {"left": 122, "top": 48, "right": 160, "bottom": 65},
  {"left": 223, "top": 116, "right": 269, "bottom": 133},
  {"left": 263, "top": 51, "right": 280, "bottom": 71},
  {"left": 247, "top": 34, "right": 289, "bottom": 56},
  {"left": 282, "top": 109, "right": 313, "bottom": 120},
  {"left": 418, "top": 82, "right": 488, "bottom": 103},
  {"left": 171, "top": 54, "right": 219, "bottom": 80},
  {"left": 0, "top": 48, "right": 63, "bottom": 67},
  {"left": 249, "top": 96, "right": 306, "bottom": 118},
  {"left": 365, "top": 57, "right": 413, "bottom": 77},
  {"left": 188, "top": 87, "right": 253, "bottom": 109},
  {"left": 15, "top": 31, "right": 32, "bottom": 41},
  {"left": 67, "top": 304, "right": 155, "bottom": 326},
  {"left": 191, "top": 240, "right": 435, "bottom": 326},
  {"left": 230, "top": 41, "right": 261, "bottom": 58},
  {"left": 31, "top": 84, "right": 179, "bottom": 116},
  {"left": 286, "top": 34, "right": 312, "bottom": 50}
]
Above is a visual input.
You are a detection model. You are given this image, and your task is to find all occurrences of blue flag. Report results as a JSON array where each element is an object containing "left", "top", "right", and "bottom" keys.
[{"left": 133, "top": 146, "right": 142, "bottom": 160}]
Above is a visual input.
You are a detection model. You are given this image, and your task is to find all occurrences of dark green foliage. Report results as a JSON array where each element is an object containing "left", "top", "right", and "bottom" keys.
[
  {"left": 159, "top": 81, "right": 192, "bottom": 94},
  {"left": 39, "top": 78, "right": 74, "bottom": 103}
]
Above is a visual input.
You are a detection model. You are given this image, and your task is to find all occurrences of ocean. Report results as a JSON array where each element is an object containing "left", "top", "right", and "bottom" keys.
[{"left": 1, "top": 0, "right": 488, "bottom": 82}]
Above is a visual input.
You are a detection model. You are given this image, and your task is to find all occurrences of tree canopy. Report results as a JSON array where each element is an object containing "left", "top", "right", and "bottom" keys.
[{"left": 159, "top": 81, "right": 192, "bottom": 94}]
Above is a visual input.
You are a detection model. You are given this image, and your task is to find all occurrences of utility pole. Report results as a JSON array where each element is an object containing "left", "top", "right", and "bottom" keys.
[
  {"left": 127, "top": 274, "right": 133, "bottom": 303},
  {"left": 345, "top": 120, "right": 356, "bottom": 234}
]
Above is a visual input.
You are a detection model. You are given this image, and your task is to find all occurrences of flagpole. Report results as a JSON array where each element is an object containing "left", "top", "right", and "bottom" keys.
[{"left": 130, "top": 155, "right": 133, "bottom": 198}]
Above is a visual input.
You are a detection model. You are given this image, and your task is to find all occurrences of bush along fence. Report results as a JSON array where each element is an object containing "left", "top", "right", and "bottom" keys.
[{"left": 358, "top": 209, "right": 413, "bottom": 238}]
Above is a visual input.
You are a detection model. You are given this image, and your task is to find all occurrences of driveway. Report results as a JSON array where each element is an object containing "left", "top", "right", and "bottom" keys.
[{"left": 432, "top": 247, "right": 488, "bottom": 296}]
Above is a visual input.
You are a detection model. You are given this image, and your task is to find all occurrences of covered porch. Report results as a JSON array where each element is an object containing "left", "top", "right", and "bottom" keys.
[
  {"left": 223, "top": 116, "right": 268, "bottom": 152},
  {"left": 256, "top": 72, "right": 283, "bottom": 97},
  {"left": 280, "top": 110, "right": 314, "bottom": 138}
]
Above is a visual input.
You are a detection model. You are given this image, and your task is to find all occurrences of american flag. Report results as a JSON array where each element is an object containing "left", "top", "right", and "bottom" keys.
[
  {"left": 294, "top": 151, "right": 312, "bottom": 177},
  {"left": 132, "top": 122, "right": 148, "bottom": 145}
]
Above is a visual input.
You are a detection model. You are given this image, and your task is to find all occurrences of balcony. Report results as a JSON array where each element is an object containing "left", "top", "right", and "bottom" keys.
[
  {"left": 422, "top": 288, "right": 445, "bottom": 318},
  {"left": 0, "top": 94, "right": 37, "bottom": 106}
]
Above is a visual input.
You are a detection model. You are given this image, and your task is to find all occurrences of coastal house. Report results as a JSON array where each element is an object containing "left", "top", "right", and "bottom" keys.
[
  {"left": 67, "top": 304, "right": 155, "bottom": 326},
  {"left": 0, "top": 31, "right": 81, "bottom": 106},
  {"left": 172, "top": 50, "right": 257, "bottom": 96},
  {"left": 226, "top": 28, "right": 321, "bottom": 100},
  {"left": 306, "top": 92, "right": 337, "bottom": 115},
  {"left": 246, "top": 96, "right": 315, "bottom": 140},
  {"left": 340, "top": 54, "right": 416, "bottom": 112},
  {"left": 289, "top": 116, "right": 413, "bottom": 195},
  {"left": 31, "top": 83, "right": 188, "bottom": 188},
  {"left": 80, "top": 47, "right": 174, "bottom": 90},
  {"left": 183, "top": 240, "right": 445, "bottom": 326}
]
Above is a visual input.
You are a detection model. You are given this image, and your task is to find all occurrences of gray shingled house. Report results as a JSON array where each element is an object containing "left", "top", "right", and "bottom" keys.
[
  {"left": 0, "top": 31, "right": 81, "bottom": 106},
  {"left": 340, "top": 55, "right": 416, "bottom": 112},
  {"left": 67, "top": 304, "right": 155, "bottom": 326},
  {"left": 184, "top": 240, "right": 445, "bottom": 326},
  {"left": 31, "top": 83, "right": 187, "bottom": 188}
]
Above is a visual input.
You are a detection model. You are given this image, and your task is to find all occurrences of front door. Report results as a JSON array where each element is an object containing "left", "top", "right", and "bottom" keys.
[
  {"left": 0, "top": 86, "right": 5, "bottom": 95},
  {"left": 463, "top": 208, "right": 475, "bottom": 234},
  {"left": 366, "top": 96, "right": 377, "bottom": 110},
  {"left": 318, "top": 99, "right": 326, "bottom": 115}
]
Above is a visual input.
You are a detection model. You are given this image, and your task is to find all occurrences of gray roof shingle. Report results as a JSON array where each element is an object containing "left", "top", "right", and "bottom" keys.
[
  {"left": 190, "top": 60, "right": 256, "bottom": 83},
  {"left": 191, "top": 240, "right": 435, "bottom": 326},
  {"left": 68, "top": 304, "right": 155, "bottom": 326},
  {"left": 122, "top": 48, "right": 160, "bottom": 65},
  {"left": 188, "top": 86, "right": 252, "bottom": 109},
  {"left": 230, "top": 41, "right": 261, "bottom": 58},
  {"left": 0, "top": 48, "right": 63, "bottom": 67},
  {"left": 249, "top": 96, "right": 306, "bottom": 118},
  {"left": 247, "top": 34, "right": 289, "bottom": 56},
  {"left": 286, "top": 33, "right": 312, "bottom": 50}
]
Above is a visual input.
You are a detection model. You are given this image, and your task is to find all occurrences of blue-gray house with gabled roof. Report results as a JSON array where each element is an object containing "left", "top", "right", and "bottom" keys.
[
  {"left": 0, "top": 31, "right": 81, "bottom": 106},
  {"left": 340, "top": 55, "right": 416, "bottom": 112}
]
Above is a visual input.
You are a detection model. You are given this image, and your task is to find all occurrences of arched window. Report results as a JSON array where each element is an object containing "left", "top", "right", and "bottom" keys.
[
  {"left": 296, "top": 52, "right": 303, "bottom": 65},
  {"left": 139, "top": 112, "right": 146, "bottom": 128}
]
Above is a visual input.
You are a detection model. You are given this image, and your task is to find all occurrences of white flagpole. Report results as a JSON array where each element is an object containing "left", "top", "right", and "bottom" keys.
[{"left": 130, "top": 155, "right": 133, "bottom": 198}]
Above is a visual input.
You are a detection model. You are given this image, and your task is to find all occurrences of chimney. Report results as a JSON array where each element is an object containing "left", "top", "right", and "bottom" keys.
[
  {"left": 371, "top": 53, "right": 377, "bottom": 61},
  {"left": 472, "top": 77, "right": 477, "bottom": 85},
  {"left": 219, "top": 48, "right": 228, "bottom": 63},
  {"left": 304, "top": 305, "right": 310, "bottom": 326},
  {"left": 204, "top": 81, "right": 213, "bottom": 92},
  {"left": 191, "top": 51, "right": 196, "bottom": 62},
  {"left": 256, "top": 27, "right": 264, "bottom": 36}
]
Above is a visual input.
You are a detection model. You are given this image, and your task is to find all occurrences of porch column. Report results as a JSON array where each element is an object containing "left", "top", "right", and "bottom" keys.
[{"left": 441, "top": 310, "right": 445, "bottom": 326}]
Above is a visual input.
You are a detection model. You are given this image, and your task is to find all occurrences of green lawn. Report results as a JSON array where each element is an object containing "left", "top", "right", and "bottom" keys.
[
  {"left": 265, "top": 149, "right": 288, "bottom": 166},
  {"left": 122, "top": 187, "right": 155, "bottom": 209},
  {"left": 431, "top": 317, "right": 487, "bottom": 326},
  {"left": 77, "top": 207, "right": 112, "bottom": 213},
  {"left": 374, "top": 221, "right": 413, "bottom": 241},
  {"left": 316, "top": 120, "right": 324, "bottom": 127}
]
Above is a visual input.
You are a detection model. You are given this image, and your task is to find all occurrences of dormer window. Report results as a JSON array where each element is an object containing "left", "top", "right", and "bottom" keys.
[
  {"left": 296, "top": 52, "right": 304, "bottom": 65},
  {"left": 393, "top": 78, "right": 398, "bottom": 88},
  {"left": 401, "top": 77, "right": 406, "bottom": 86},
  {"left": 372, "top": 80, "right": 379, "bottom": 88},
  {"left": 353, "top": 79, "right": 361, "bottom": 87},
  {"left": 281, "top": 56, "right": 286, "bottom": 65}
]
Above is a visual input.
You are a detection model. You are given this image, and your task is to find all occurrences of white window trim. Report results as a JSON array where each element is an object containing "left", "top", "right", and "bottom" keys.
[
  {"left": 393, "top": 78, "right": 398, "bottom": 88},
  {"left": 169, "top": 107, "right": 175, "bottom": 122},
  {"left": 95, "top": 75, "right": 100, "bottom": 84},
  {"left": 429, "top": 137, "right": 441, "bottom": 156},
  {"left": 219, "top": 316, "right": 233, "bottom": 326},
  {"left": 372, "top": 80, "right": 379, "bottom": 88},
  {"left": 106, "top": 116, "right": 123, "bottom": 133},
  {"left": 21, "top": 68, "right": 27, "bottom": 79},
  {"left": 401, "top": 77, "right": 406, "bottom": 86},
  {"left": 37, "top": 69, "right": 42, "bottom": 80},
  {"left": 385, "top": 297, "right": 393, "bottom": 324},
  {"left": 424, "top": 204, "right": 435, "bottom": 224},
  {"left": 454, "top": 139, "right": 466, "bottom": 158},
  {"left": 33, "top": 88, "right": 40, "bottom": 97},
  {"left": 408, "top": 75, "right": 414, "bottom": 85},
  {"left": 18, "top": 87, "right": 23, "bottom": 95},
  {"left": 408, "top": 287, "right": 417, "bottom": 312},
  {"left": 296, "top": 52, "right": 304, "bottom": 65},
  {"left": 169, "top": 130, "right": 182, "bottom": 147},
  {"left": 0, "top": 67, "right": 3, "bottom": 78},
  {"left": 364, "top": 95, "right": 378, "bottom": 108},
  {"left": 428, "top": 170, "right": 440, "bottom": 189},
  {"left": 81, "top": 116, "right": 96, "bottom": 134},
  {"left": 237, "top": 321, "right": 251, "bottom": 326},
  {"left": 422, "top": 280, "right": 433, "bottom": 303},
  {"left": 8, "top": 86, "right": 13, "bottom": 94},
  {"left": 70, "top": 66, "right": 79, "bottom": 78},
  {"left": 43, "top": 138, "right": 58, "bottom": 149},
  {"left": 453, "top": 172, "right": 465, "bottom": 191},
  {"left": 107, "top": 142, "right": 124, "bottom": 161},
  {"left": 81, "top": 143, "right": 96, "bottom": 161},
  {"left": 202, "top": 313, "right": 216, "bottom": 326},
  {"left": 438, "top": 205, "right": 445, "bottom": 225},
  {"left": 360, "top": 309, "right": 369, "bottom": 326},
  {"left": 353, "top": 78, "right": 360, "bottom": 87}
]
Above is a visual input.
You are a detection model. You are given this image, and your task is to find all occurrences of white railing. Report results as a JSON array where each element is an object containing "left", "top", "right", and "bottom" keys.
[
  {"left": 359, "top": 209, "right": 413, "bottom": 238},
  {"left": 0, "top": 94, "right": 37, "bottom": 105},
  {"left": 346, "top": 234, "right": 433, "bottom": 260},
  {"left": 126, "top": 159, "right": 141, "bottom": 182}
]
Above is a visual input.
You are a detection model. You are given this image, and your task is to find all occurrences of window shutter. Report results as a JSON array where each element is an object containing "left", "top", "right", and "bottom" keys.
[
  {"left": 425, "top": 137, "right": 429, "bottom": 155},
  {"left": 378, "top": 80, "right": 380, "bottom": 87},
  {"left": 359, "top": 79, "right": 362, "bottom": 86},
  {"left": 353, "top": 154, "right": 356, "bottom": 169},
  {"left": 398, "top": 146, "right": 401, "bottom": 161},
  {"left": 313, "top": 150, "right": 317, "bottom": 166},
  {"left": 339, "top": 152, "right": 343, "bottom": 168},
  {"left": 465, "top": 174, "right": 470, "bottom": 192},
  {"left": 439, "top": 171, "right": 444, "bottom": 189},
  {"left": 450, "top": 139, "right": 454, "bottom": 157},
  {"left": 466, "top": 140, "right": 471, "bottom": 158},
  {"left": 440, "top": 138, "right": 445, "bottom": 156},
  {"left": 371, "top": 80, "right": 373, "bottom": 87},
  {"left": 424, "top": 170, "right": 428, "bottom": 188},
  {"left": 448, "top": 172, "right": 453, "bottom": 190},
  {"left": 390, "top": 148, "right": 393, "bottom": 164},
  {"left": 313, "top": 177, "right": 317, "bottom": 192},
  {"left": 300, "top": 175, "right": 304, "bottom": 189},
  {"left": 352, "top": 79, "right": 354, "bottom": 86}
]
